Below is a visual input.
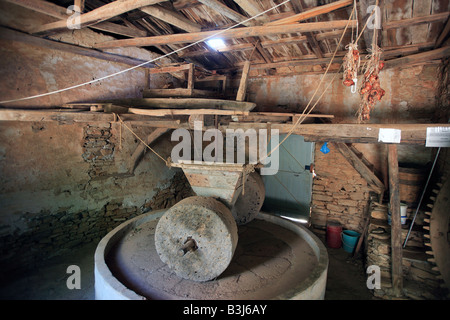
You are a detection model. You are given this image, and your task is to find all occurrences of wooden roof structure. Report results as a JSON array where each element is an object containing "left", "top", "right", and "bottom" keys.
[{"left": 5, "top": 0, "right": 450, "bottom": 77}]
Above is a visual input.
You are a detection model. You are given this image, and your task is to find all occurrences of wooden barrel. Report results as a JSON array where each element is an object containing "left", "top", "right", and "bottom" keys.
[{"left": 399, "top": 164, "right": 427, "bottom": 209}]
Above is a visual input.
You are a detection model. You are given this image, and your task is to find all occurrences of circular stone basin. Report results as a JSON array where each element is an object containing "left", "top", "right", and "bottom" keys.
[{"left": 95, "top": 210, "right": 328, "bottom": 300}]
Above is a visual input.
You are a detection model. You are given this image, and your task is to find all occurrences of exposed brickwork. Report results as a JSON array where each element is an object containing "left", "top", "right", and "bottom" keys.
[{"left": 82, "top": 123, "right": 115, "bottom": 179}]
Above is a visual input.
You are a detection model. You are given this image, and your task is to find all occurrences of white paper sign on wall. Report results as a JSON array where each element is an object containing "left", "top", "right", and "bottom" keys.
[
  {"left": 378, "top": 128, "right": 401, "bottom": 143},
  {"left": 426, "top": 127, "right": 450, "bottom": 147}
]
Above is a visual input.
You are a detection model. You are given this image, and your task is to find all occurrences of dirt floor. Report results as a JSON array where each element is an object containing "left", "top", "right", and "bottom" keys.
[{"left": 0, "top": 227, "right": 375, "bottom": 300}]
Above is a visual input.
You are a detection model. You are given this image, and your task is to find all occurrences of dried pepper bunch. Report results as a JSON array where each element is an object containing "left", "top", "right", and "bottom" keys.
[
  {"left": 357, "top": 45, "right": 385, "bottom": 121},
  {"left": 342, "top": 42, "right": 360, "bottom": 87}
]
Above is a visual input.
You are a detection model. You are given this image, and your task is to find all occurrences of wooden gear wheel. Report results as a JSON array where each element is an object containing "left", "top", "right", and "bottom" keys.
[{"left": 424, "top": 178, "right": 450, "bottom": 293}]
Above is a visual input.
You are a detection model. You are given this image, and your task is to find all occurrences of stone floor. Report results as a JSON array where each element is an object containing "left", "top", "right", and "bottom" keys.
[
  {"left": 0, "top": 242, "right": 97, "bottom": 300},
  {"left": 324, "top": 246, "right": 375, "bottom": 300},
  {"left": 0, "top": 230, "right": 374, "bottom": 300}
]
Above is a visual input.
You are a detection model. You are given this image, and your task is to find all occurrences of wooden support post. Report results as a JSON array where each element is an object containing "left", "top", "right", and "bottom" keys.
[
  {"left": 74, "top": 0, "right": 85, "bottom": 12},
  {"left": 435, "top": 16, "right": 450, "bottom": 49},
  {"left": 236, "top": 60, "right": 251, "bottom": 102},
  {"left": 388, "top": 144, "right": 403, "bottom": 297},
  {"left": 187, "top": 63, "right": 194, "bottom": 90}
]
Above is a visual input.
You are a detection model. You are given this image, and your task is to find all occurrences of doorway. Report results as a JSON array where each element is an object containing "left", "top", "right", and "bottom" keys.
[{"left": 262, "top": 134, "right": 315, "bottom": 223}]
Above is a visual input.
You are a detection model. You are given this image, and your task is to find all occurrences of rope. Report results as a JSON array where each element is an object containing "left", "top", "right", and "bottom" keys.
[
  {"left": 261, "top": 4, "right": 356, "bottom": 162},
  {"left": 115, "top": 113, "right": 172, "bottom": 167},
  {"left": 0, "top": 0, "right": 291, "bottom": 105},
  {"left": 261, "top": 2, "right": 380, "bottom": 164}
]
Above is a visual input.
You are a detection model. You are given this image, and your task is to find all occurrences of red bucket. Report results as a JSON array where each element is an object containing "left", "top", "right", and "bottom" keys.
[{"left": 326, "top": 221, "right": 342, "bottom": 248}]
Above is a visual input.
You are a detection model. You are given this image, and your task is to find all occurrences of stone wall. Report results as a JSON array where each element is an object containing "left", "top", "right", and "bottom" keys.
[
  {"left": 365, "top": 203, "right": 447, "bottom": 300},
  {"left": 0, "top": 201, "right": 140, "bottom": 279},
  {"left": 247, "top": 64, "right": 439, "bottom": 124},
  {"left": 0, "top": 2, "right": 175, "bottom": 108},
  {"left": 0, "top": 121, "right": 177, "bottom": 281},
  {"left": 310, "top": 142, "right": 373, "bottom": 232},
  {"left": 142, "top": 170, "right": 194, "bottom": 212}
]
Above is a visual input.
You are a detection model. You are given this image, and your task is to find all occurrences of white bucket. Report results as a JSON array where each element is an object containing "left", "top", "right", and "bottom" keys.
[{"left": 388, "top": 203, "right": 408, "bottom": 225}]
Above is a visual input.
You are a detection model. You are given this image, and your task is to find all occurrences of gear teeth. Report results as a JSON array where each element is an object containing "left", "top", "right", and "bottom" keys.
[{"left": 422, "top": 178, "right": 449, "bottom": 293}]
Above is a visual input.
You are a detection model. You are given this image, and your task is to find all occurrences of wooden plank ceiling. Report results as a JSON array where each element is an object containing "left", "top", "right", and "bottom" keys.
[{"left": 7, "top": 0, "right": 450, "bottom": 77}]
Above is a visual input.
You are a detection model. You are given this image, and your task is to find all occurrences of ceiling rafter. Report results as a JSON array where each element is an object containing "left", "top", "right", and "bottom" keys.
[
  {"left": 94, "top": 20, "right": 357, "bottom": 48},
  {"left": 4, "top": 0, "right": 448, "bottom": 77},
  {"left": 32, "top": 0, "right": 169, "bottom": 35}
]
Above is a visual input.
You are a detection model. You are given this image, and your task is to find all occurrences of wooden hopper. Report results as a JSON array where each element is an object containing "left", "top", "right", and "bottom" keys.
[{"left": 170, "top": 160, "right": 248, "bottom": 208}]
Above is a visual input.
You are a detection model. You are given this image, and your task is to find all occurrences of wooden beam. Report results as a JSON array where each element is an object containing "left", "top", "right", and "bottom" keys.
[
  {"left": 382, "top": 42, "right": 435, "bottom": 59},
  {"left": 187, "top": 63, "right": 195, "bottom": 89},
  {"left": 275, "top": 0, "right": 328, "bottom": 61},
  {"left": 178, "top": 30, "right": 352, "bottom": 57},
  {"left": 140, "top": 4, "right": 201, "bottom": 32},
  {"left": 33, "top": 0, "right": 169, "bottom": 35},
  {"left": 0, "top": 27, "right": 155, "bottom": 69},
  {"left": 222, "top": 123, "right": 450, "bottom": 145},
  {"left": 0, "top": 109, "right": 181, "bottom": 127},
  {"left": 233, "top": 0, "right": 269, "bottom": 24},
  {"left": 251, "top": 112, "right": 334, "bottom": 118},
  {"left": 236, "top": 60, "right": 251, "bottom": 101},
  {"left": 388, "top": 144, "right": 403, "bottom": 297},
  {"left": 306, "top": 33, "right": 324, "bottom": 59},
  {"left": 128, "top": 108, "right": 250, "bottom": 116},
  {"left": 3, "top": 0, "right": 70, "bottom": 19},
  {"left": 3, "top": 0, "right": 148, "bottom": 37},
  {"left": 333, "top": 142, "right": 385, "bottom": 194},
  {"left": 196, "top": 0, "right": 255, "bottom": 26},
  {"left": 129, "top": 127, "right": 170, "bottom": 173},
  {"left": 94, "top": 20, "right": 357, "bottom": 48},
  {"left": 149, "top": 63, "right": 192, "bottom": 74},
  {"left": 247, "top": 56, "right": 344, "bottom": 70},
  {"left": 74, "top": 0, "right": 85, "bottom": 12},
  {"left": 89, "top": 21, "right": 148, "bottom": 38},
  {"left": 178, "top": 36, "right": 309, "bottom": 57},
  {"left": 172, "top": 0, "right": 202, "bottom": 11},
  {"left": 266, "top": 0, "right": 353, "bottom": 26},
  {"left": 385, "top": 46, "right": 450, "bottom": 69},
  {"left": 435, "top": 17, "right": 450, "bottom": 48},
  {"left": 102, "top": 98, "right": 256, "bottom": 111},
  {"left": 383, "top": 11, "right": 450, "bottom": 30},
  {"left": 143, "top": 88, "right": 218, "bottom": 98},
  {"left": 1, "top": 108, "right": 449, "bottom": 147}
]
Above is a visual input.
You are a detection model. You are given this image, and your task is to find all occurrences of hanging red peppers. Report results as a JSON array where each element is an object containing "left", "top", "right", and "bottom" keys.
[
  {"left": 342, "top": 42, "right": 360, "bottom": 87},
  {"left": 357, "top": 46, "right": 385, "bottom": 121}
]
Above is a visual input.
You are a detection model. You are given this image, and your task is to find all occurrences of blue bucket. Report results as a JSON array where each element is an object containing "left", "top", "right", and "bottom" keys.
[{"left": 341, "top": 230, "right": 360, "bottom": 253}]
